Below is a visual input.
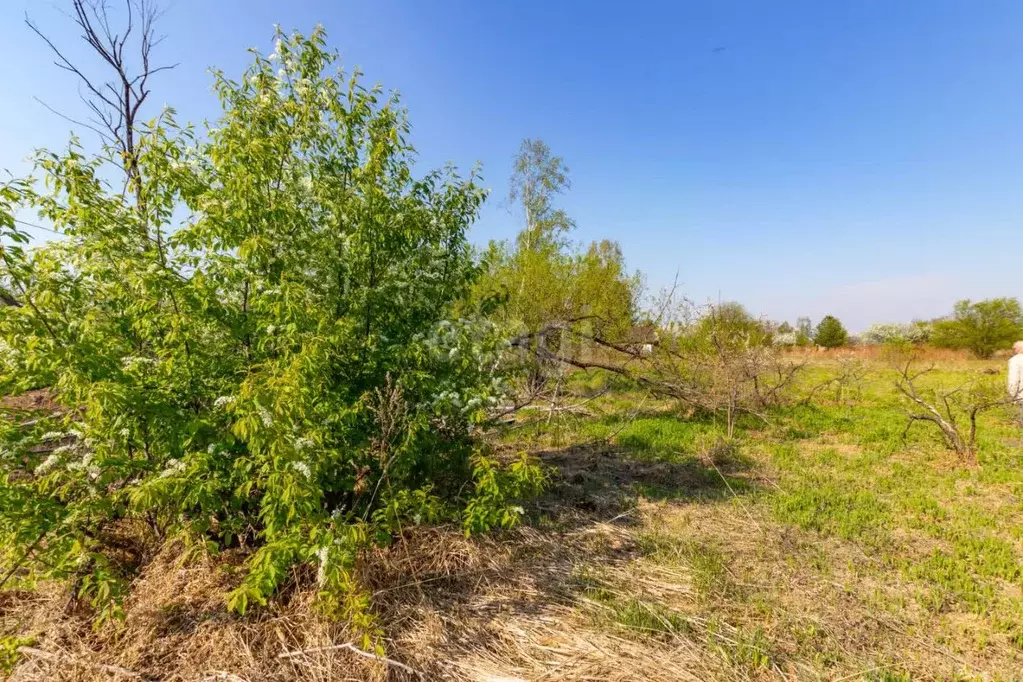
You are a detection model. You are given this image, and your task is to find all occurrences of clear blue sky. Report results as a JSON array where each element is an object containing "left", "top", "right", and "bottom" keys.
[{"left": 3, "top": 0, "right": 1022, "bottom": 331}]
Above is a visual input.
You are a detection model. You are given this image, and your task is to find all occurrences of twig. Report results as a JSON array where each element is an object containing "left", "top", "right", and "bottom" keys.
[
  {"left": 832, "top": 668, "right": 879, "bottom": 682},
  {"left": 871, "top": 616, "right": 974, "bottom": 669},
  {"left": 605, "top": 508, "right": 635, "bottom": 524},
  {"left": 196, "top": 673, "right": 250, "bottom": 682},
  {"left": 18, "top": 646, "right": 148, "bottom": 679},
  {"left": 702, "top": 450, "right": 763, "bottom": 536},
  {"left": 277, "top": 642, "right": 422, "bottom": 677}
]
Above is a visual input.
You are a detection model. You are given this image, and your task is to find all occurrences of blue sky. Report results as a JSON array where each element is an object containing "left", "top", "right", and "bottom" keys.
[{"left": 2, "top": 0, "right": 1022, "bottom": 330}]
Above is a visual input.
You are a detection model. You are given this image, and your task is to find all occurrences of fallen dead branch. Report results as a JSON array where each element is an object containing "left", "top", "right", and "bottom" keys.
[
  {"left": 17, "top": 646, "right": 149, "bottom": 679},
  {"left": 278, "top": 641, "right": 423, "bottom": 677}
]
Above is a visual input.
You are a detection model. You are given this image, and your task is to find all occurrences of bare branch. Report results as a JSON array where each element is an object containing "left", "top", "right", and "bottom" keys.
[
  {"left": 893, "top": 356, "right": 1011, "bottom": 460},
  {"left": 26, "top": 0, "right": 176, "bottom": 242},
  {"left": 33, "top": 96, "right": 117, "bottom": 146}
]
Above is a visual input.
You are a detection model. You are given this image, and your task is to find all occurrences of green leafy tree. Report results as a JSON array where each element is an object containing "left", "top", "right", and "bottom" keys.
[
  {"left": 475, "top": 140, "right": 638, "bottom": 342},
  {"left": 814, "top": 315, "right": 848, "bottom": 348},
  {"left": 930, "top": 298, "right": 1023, "bottom": 358},
  {"left": 0, "top": 28, "right": 542, "bottom": 627},
  {"left": 509, "top": 138, "right": 574, "bottom": 253}
]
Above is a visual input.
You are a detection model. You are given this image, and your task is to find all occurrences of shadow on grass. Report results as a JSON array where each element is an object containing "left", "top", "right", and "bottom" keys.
[
  {"left": 533, "top": 434, "right": 759, "bottom": 523},
  {"left": 363, "top": 428, "right": 764, "bottom": 678}
]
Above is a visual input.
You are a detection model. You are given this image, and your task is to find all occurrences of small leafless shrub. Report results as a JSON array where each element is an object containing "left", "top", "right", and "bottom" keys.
[
  {"left": 893, "top": 355, "right": 1011, "bottom": 461},
  {"left": 804, "top": 355, "right": 869, "bottom": 406}
]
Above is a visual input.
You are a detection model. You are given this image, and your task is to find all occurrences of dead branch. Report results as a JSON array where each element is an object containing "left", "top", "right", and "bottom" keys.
[
  {"left": 894, "top": 358, "right": 1011, "bottom": 460},
  {"left": 26, "top": 0, "right": 177, "bottom": 234},
  {"left": 18, "top": 646, "right": 149, "bottom": 679},
  {"left": 277, "top": 642, "right": 422, "bottom": 677}
]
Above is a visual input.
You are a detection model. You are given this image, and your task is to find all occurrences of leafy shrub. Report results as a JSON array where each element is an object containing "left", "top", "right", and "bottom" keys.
[
  {"left": 930, "top": 298, "right": 1023, "bottom": 358},
  {"left": 0, "top": 636, "right": 34, "bottom": 674},
  {"left": 0, "top": 28, "right": 542, "bottom": 625}
]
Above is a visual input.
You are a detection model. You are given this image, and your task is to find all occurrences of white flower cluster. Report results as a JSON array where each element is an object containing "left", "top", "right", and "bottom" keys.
[
  {"left": 60, "top": 450, "right": 101, "bottom": 480},
  {"left": 315, "top": 545, "right": 330, "bottom": 586},
  {"left": 292, "top": 461, "right": 312, "bottom": 479},
  {"left": 862, "top": 322, "right": 930, "bottom": 346},
  {"left": 773, "top": 332, "right": 798, "bottom": 346},
  {"left": 214, "top": 396, "right": 236, "bottom": 410},
  {"left": 159, "top": 459, "right": 187, "bottom": 479},
  {"left": 259, "top": 408, "right": 274, "bottom": 427},
  {"left": 121, "top": 355, "right": 157, "bottom": 371},
  {"left": 433, "top": 390, "right": 463, "bottom": 409},
  {"left": 0, "top": 339, "right": 20, "bottom": 364},
  {"left": 422, "top": 318, "right": 505, "bottom": 368},
  {"left": 34, "top": 453, "right": 60, "bottom": 476}
]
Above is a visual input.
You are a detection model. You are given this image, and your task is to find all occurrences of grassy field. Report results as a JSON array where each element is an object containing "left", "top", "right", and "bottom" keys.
[
  {"left": 427, "top": 352, "right": 1023, "bottom": 681},
  {"left": 4, "top": 352, "right": 1023, "bottom": 681}
]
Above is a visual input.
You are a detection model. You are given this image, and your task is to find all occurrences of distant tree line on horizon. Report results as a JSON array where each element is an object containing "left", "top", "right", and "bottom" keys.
[{"left": 757, "top": 296, "right": 1023, "bottom": 358}]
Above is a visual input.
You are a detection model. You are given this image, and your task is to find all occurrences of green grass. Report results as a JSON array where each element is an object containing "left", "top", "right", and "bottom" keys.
[
  {"left": 638, "top": 533, "right": 732, "bottom": 598},
  {"left": 515, "top": 358, "right": 1023, "bottom": 676}
]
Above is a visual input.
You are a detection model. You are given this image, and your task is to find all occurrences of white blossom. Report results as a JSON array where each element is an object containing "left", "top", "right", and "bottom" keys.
[
  {"left": 316, "top": 545, "right": 330, "bottom": 586},
  {"left": 160, "top": 459, "right": 186, "bottom": 478},
  {"left": 214, "top": 396, "right": 235, "bottom": 410},
  {"left": 34, "top": 454, "right": 59, "bottom": 475},
  {"left": 292, "top": 461, "right": 312, "bottom": 478},
  {"left": 122, "top": 356, "right": 156, "bottom": 369}
]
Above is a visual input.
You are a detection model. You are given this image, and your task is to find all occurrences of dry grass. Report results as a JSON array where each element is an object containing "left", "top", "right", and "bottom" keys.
[
  {"left": 6, "top": 445, "right": 1013, "bottom": 681},
  {"left": 783, "top": 345, "right": 1006, "bottom": 365}
]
